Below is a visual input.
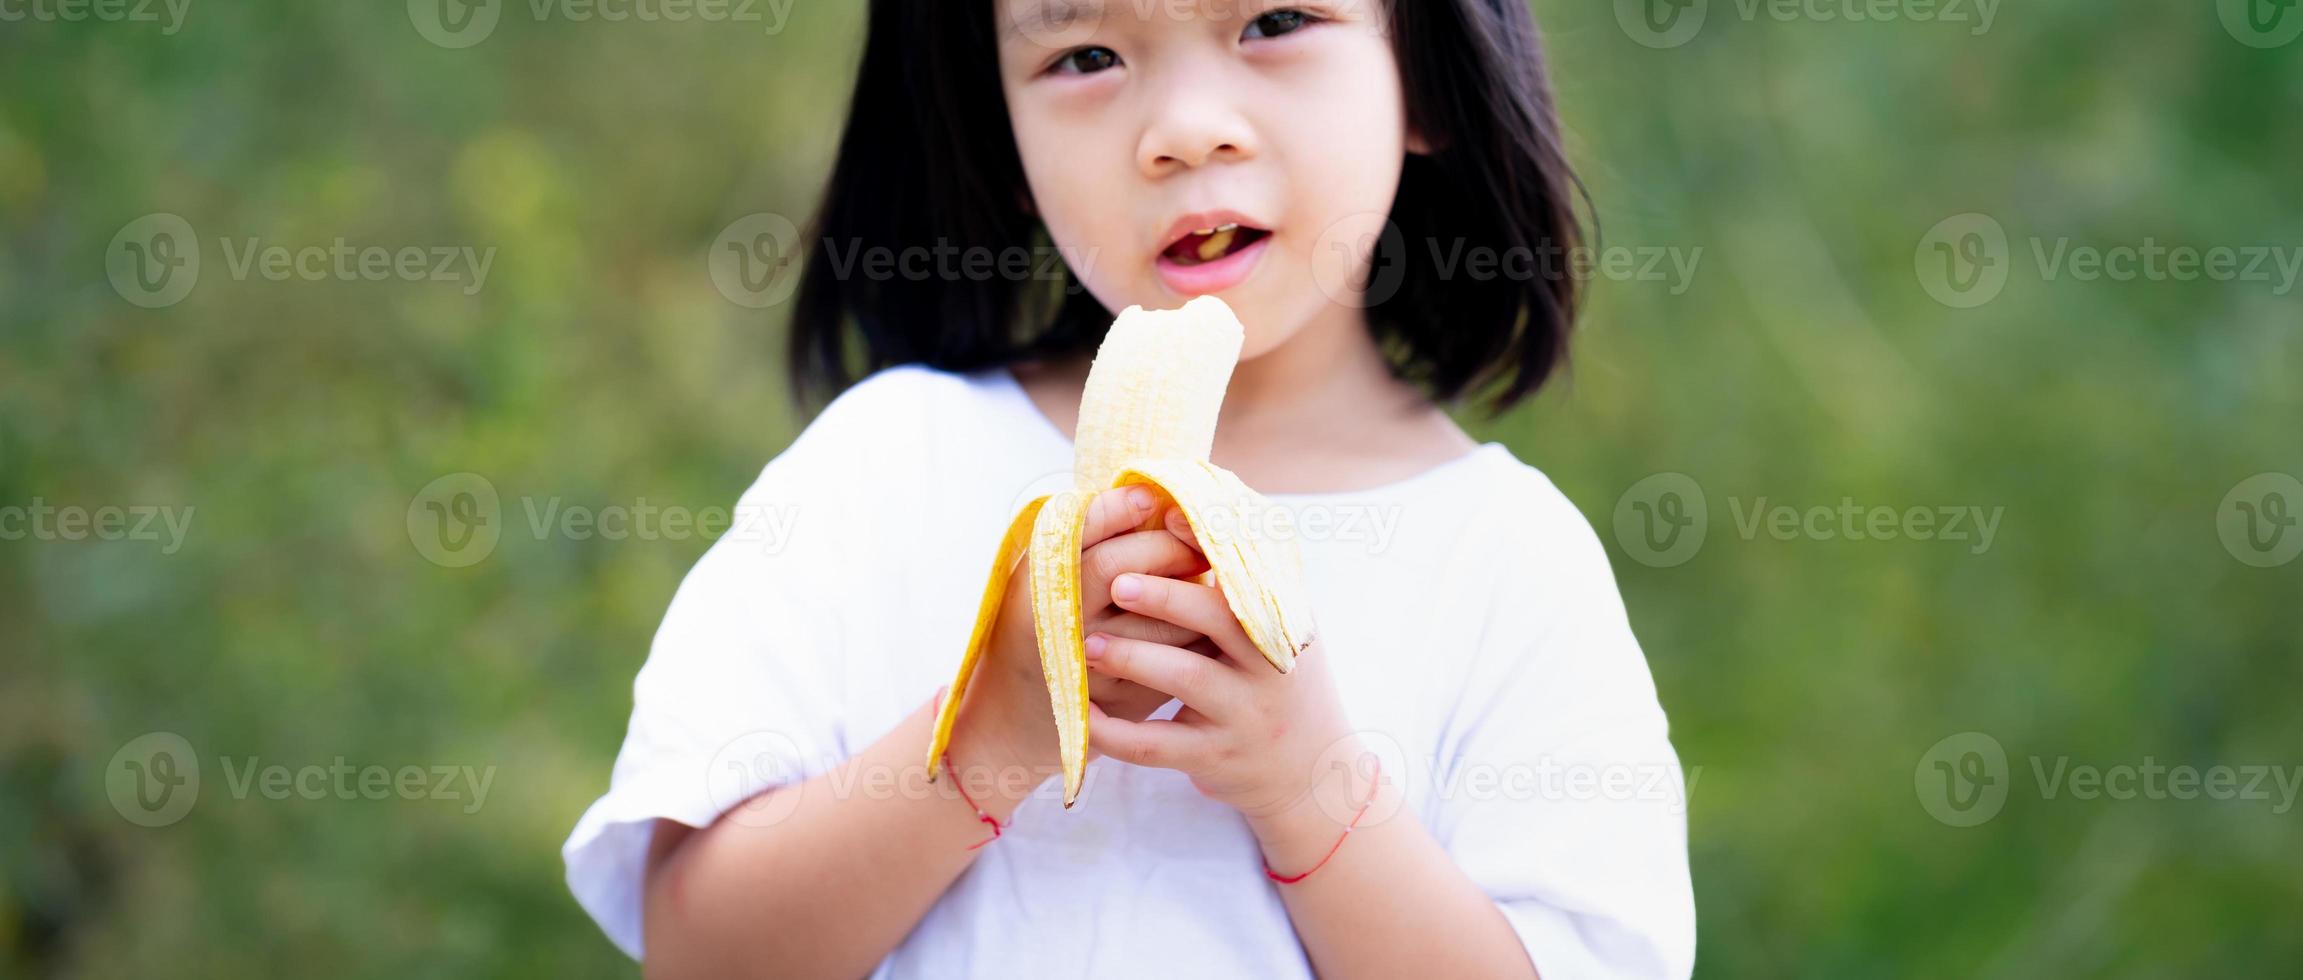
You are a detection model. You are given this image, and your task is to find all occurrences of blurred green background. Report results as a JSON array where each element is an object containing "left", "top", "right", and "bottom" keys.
[{"left": 3, "top": 1, "right": 2298, "bottom": 976}]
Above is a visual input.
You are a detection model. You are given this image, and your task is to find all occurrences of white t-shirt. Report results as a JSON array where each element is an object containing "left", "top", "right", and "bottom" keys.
[{"left": 562, "top": 364, "right": 1696, "bottom": 979}]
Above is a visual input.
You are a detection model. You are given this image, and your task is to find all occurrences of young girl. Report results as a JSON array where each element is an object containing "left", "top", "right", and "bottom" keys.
[{"left": 564, "top": 1, "right": 1694, "bottom": 976}]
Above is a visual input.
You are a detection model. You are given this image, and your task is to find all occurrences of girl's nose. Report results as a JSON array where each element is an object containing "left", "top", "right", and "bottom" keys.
[{"left": 1135, "top": 69, "right": 1258, "bottom": 176}]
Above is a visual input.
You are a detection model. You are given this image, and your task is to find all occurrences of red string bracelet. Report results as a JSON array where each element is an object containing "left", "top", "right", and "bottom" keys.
[
  {"left": 940, "top": 751, "right": 1004, "bottom": 850},
  {"left": 1264, "top": 757, "right": 1382, "bottom": 885},
  {"left": 928, "top": 686, "right": 1005, "bottom": 851}
]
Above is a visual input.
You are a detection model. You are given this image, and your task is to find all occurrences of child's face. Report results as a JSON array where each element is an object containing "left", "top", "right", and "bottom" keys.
[{"left": 995, "top": 0, "right": 1414, "bottom": 360}]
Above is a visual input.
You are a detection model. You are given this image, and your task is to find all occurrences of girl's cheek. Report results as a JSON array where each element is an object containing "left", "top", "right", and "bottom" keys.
[
  {"left": 1008, "top": 122, "right": 1111, "bottom": 248},
  {"left": 1268, "top": 25, "right": 1406, "bottom": 141},
  {"left": 1302, "top": 210, "right": 1391, "bottom": 311}
]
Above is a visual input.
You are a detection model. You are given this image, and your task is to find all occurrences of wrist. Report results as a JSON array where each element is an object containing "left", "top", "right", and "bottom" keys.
[
  {"left": 1245, "top": 745, "right": 1389, "bottom": 875},
  {"left": 1246, "top": 798, "right": 1330, "bottom": 867},
  {"left": 942, "top": 705, "right": 1057, "bottom": 823}
]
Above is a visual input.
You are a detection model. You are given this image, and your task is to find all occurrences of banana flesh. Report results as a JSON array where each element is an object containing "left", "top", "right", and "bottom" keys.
[
  {"left": 1194, "top": 227, "right": 1236, "bottom": 261},
  {"left": 925, "top": 296, "right": 1317, "bottom": 808}
]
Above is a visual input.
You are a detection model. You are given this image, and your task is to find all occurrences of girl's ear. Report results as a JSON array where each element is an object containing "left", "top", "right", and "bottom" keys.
[{"left": 1405, "top": 117, "right": 1436, "bottom": 156}]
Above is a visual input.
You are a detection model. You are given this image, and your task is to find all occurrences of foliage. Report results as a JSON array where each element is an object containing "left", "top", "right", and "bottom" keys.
[{"left": 2, "top": 2, "right": 2297, "bottom": 976}]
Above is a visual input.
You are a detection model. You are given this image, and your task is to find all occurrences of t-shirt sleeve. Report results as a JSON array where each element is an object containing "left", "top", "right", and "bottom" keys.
[
  {"left": 559, "top": 369, "right": 931, "bottom": 960},
  {"left": 1429, "top": 484, "right": 1697, "bottom": 980}
]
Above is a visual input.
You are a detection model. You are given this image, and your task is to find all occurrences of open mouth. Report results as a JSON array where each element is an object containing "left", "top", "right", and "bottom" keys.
[{"left": 1161, "top": 223, "right": 1273, "bottom": 267}]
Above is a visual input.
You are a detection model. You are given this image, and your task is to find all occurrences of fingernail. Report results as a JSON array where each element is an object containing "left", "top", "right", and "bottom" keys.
[
  {"left": 1129, "top": 487, "right": 1155, "bottom": 511},
  {"left": 1084, "top": 634, "right": 1107, "bottom": 659},
  {"left": 1111, "top": 575, "right": 1141, "bottom": 602}
]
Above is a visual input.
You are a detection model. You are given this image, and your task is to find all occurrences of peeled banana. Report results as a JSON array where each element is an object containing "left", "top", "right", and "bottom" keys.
[{"left": 925, "top": 296, "right": 1318, "bottom": 808}]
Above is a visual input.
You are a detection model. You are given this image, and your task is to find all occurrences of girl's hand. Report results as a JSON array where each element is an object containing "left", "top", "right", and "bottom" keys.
[
  {"left": 958, "top": 486, "right": 1212, "bottom": 778},
  {"left": 1081, "top": 507, "right": 1358, "bottom": 823}
]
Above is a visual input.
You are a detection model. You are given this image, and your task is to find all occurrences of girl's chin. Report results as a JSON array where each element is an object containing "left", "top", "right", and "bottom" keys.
[{"left": 1094, "top": 277, "right": 1312, "bottom": 342}]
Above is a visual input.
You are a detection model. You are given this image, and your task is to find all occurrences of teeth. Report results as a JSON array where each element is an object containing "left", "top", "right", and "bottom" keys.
[{"left": 924, "top": 296, "right": 1316, "bottom": 809}]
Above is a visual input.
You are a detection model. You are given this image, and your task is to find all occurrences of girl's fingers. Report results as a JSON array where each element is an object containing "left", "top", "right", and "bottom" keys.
[
  {"left": 1086, "top": 671, "right": 1174, "bottom": 720},
  {"left": 1162, "top": 506, "right": 1202, "bottom": 554},
  {"left": 1108, "top": 573, "right": 1257, "bottom": 664},
  {"left": 1081, "top": 529, "right": 1208, "bottom": 611},
  {"left": 1078, "top": 485, "right": 1163, "bottom": 550},
  {"left": 1092, "top": 610, "right": 1203, "bottom": 651},
  {"left": 1086, "top": 633, "right": 1239, "bottom": 717},
  {"left": 1087, "top": 700, "right": 1213, "bottom": 772}
]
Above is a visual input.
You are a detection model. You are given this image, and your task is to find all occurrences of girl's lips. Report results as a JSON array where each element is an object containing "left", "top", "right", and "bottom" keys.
[{"left": 1154, "top": 233, "right": 1271, "bottom": 296}]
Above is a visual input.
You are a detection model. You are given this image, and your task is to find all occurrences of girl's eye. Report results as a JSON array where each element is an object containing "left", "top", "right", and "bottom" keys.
[
  {"left": 1243, "top": 9, "right": 1318, "bottom": 40},
  {"left": 1051, "top": 46, "right": 1120, "bottom": 75}
]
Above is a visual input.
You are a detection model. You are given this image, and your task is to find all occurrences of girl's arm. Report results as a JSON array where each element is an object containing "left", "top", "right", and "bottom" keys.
[
  {"left": 1079, "top": 538, "right": 1583, "bottom": 979},
  {"left": 638, "top": 691, "right": 1037, "bottom": 980},
  {"left": 1248, "top": 775, "right": 1540, "bottom": 980},
  {"left": 639, "top": 486, "right": 1196, "bottom": 979}
]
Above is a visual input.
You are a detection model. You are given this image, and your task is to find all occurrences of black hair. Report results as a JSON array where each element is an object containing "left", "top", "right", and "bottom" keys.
[{"left": 787, "top": 0, "right": 1588, "bottom": 418}]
